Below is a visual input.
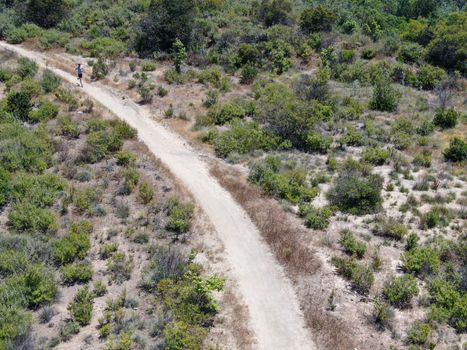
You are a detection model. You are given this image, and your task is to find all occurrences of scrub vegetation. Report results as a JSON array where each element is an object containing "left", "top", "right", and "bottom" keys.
[
  {"left": 0, "top": 52, "right": 222, "bottom": 350},
  {"left": 0, "top": 0, "right": 466, "bottom": 349}
]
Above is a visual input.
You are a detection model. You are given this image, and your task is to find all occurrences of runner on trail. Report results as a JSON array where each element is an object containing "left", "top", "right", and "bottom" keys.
[{"left": 75, "top": 63, "right": 84, "bottom": 87}]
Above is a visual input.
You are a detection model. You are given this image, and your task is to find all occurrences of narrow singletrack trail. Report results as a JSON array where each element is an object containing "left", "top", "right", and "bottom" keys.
[{"left": 0, "top": 42, "right": 315, "bottom": 350}]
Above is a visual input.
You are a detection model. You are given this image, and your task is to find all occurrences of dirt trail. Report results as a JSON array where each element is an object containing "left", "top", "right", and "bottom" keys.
[{"left": 0, "top": 42, "right": 315, "bottom": 350}]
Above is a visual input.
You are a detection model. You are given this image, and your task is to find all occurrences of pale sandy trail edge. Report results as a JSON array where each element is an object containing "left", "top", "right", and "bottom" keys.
[{"left": 0, "top": 42, "right": 315, "bottom": 350}]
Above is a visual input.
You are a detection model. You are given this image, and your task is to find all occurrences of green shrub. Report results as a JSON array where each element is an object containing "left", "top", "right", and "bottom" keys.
[
  {"left": 86, "top": 119, "right": 107, "bottom": 133},
  {"left": 6, "top": 264, "right": 57, "bottom": 308},
  {"left": 295, "top": 72, "right": 330, "bottom": 102},
  {"left": 412, "top": 150, "right": 432, "bottom": 167},
  {"left": 28, "top": 100, "right": 59, "bottom": 123},
  {"left": 299, "top": 205, "right": 334, "bottom": 230},
  {"left": 157, "top": 264, "right": 224, "bottom": 347},
  {"left": 0, "top": 250, "right": 29, "bottom": 277},
  {"left": 213, "top": 120, "right": 278, "bottom": 158},
  {"left": 68, "top": 286, "right": 94, "bottom": 326},
  {"left": 256, "top": 0, "right": 292, "bottom": 26},
  {"left": 116, "top": 151, "right": 136, "bottom": 167},
  {"left": 402, "top": 246, "right": 440, "bottom": 277},
  {"left": 16, "top": 58, "right": 38, "bottom": 79},
  {"left": 72, "top": 187, "right": 98, "bottom": 213},
  {"left": 0, "top": 67, "right": 14, "bottom": 83},
  {"left": 41, "top": 69, "right": 60, "bottom": 93},
  {"left": 240, "top": 64, "right": 258, "bottom": 84},
  {"left": 383, "top": 274, "right": 419, "bottom": 308},
  {"left": 416, "top": 64, "right": 446, "bottom": 90},
  {"left": 138, "top": 85, "right": 153, "bottom": 104},
  {"left": 339, "top": 126, "right": 365, "bottom": 147},
  {"left": 93, "top": 280, "right": 107, "bottom": 297},
  {"left": 158, "top": 86, "right": 168, "bottom": 97},
  {"left": 427, "top": 12, "right": 465, "bottom": 73},
  {"left": 55, "top": 88, "right": 78, "bottom": 111},
  {"left": 416, "top": 120, "right": 434, "bottom": 137},
  {"left": 107, "top": 252, "right": 132, "bottom": 284},
  {"left": 8, "top": 202, "right": 57, "bottom": 233},
  {"left": 58, "top": 320, "right": 80, "bottom": 341},
  {"left": 0, "top": 304, "right": 32, "bottom": 347},
  {"left": 370, "top": 79, "right": 401, "bottom": 112},
  {"left": 422, "top": 206, "right": 454, "bottom": 229},
  {"left": 81, "top": 38, "right": 126, "bottom": 58},
  {"left": 110, "top": 119, "right": 137, "bottom": 140},
  {"left": 305, "top": 131, "right": 332, "bottom": 153},
  {"left": 10, "top": 172, "right": 64, "bottom": 208},
  {"left": 165, "top": 68, "right": 187, "bottom": 84},
  {"left": 203, "top": 90, "right": 219, "bottom": 108},
  {"left": 249, "top": 157, "right": 319, "bottom": 204},
  {"left": 0, "top": 167, "right": 11, "bottom": 208},
  {"left": 121, "top": 167, "right": 140, "bottom": 193},
  {"left": 38, "top": 29, "right": 70, "bottom": 50},
  {"left": 6, "top": 92, "right": 32, "bottom": 121},
  {"left": 99, "top": 243, "right": 118, "bottom": 259},
  {"left": 300, "top": 6, "right": 337, "bottom": 33},
  {"left": 397, "top": 43, "right": 426, "bottom": 65},
  {"left": 405, "top": 233, "right": 420, "bottom": 251},
  {"left": 0, "top": 123, "right": 52, "bottom": 173},
  {"left": 392, "top": 132, "right": 412, "bottom": 150},
  {"left": 433, "top": 108, "right": 459, "bottom": 129},
  {"left": 407, "top": 323, "right": 431, "bottom": 346},
  {"left": 210, "top": 102, "right": 245, "bottom": 125},
  {"left": 91, "top": 56, "right": 109, "bottom": 80},
  {"left": 443, "top": 137, "right": 466, "bottom": 162},
  {"left": 362, "top": 147, "right": 390, "bottom": 165},
  {"left": 362, "top": 48, "right": 376, "bottom": 60},
  {"left": 373, "top": 217, "right": 408, "bottom": 240},
  {"left": 128, "top": 79, "right": 136, "bottom": 89},
  {"left": 331, "top": 256, "right": 374, "bottom": 295},
  {"left": 327, "top": 159, "right": 383, "bottom": 215},
  {"left": 427, "top": 279, "right": 466, "bottom": 331},
  {"left": 339, "top": 230, "right": 367, "bottom": 259},
  {"left": 85, "top": 130, "right": 123, "bottom": 163},
  {"left": 139, "top": 181, "right": 154, "bottom": 204},
  {"left": 57, "top": 116, "right": 80, "bottom": 138},
  {"left": 164, "top": 321, "right": 206, "bottom": 350},
  {"left": 20, "top": 78, "right": 41, "bottom": 97},
  {"left": 6, "top": 27, "right": 29, "bottom": 44},
  {"left": 165, "top": 199, "right": 194, "bottom": 235},
  {"left": 141, "top": 60, "right": 156, "bottom": 72},
  {"left": 52, "top": 222, "right": 91, "bottom": 265},
  {"left": 237, "top": 43, "right": 259, "bottom": 66},
  {"left": 60, "top": 262, "right": 93, "bottom": 285},
  {"left": 372, "top": 301, "right": 393, "bottom": 330}
]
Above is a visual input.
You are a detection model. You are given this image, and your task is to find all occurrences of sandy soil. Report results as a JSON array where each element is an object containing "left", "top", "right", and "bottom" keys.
[{"left": 0, "top": 41, "right": 316, "bottom": 350}]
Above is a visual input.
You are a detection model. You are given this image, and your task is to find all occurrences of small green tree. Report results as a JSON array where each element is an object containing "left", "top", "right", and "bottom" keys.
[
  {"left": 6, "top": 92, "right": 32, "bottom": 121},
  {"left": 26, "top": 0, "right": 69, "bottom": 28},
  {"left": 443, "top": 137, "right": 466, "bottom": 162},
  {"left": 300, "top": 6, "right": 337, "bottom": 33},
  {"left": 383, "top": 274, "right": 419, "bottom": 308},
  {"left": 256, "top": 0, "right": 292, "bottom": 26},
  {"left": 172, "top": 39, "right": 187, "bottom": 73},
  {"left": 370, "top": 79, "right": 401, "bottom": 112},
  {"left": 327, "top": 159, "right": 383, "bottom": 215},
  {"left": 433, "top": 108, "right": 459, "bottom": 129},
  {"left": 68, "top": 286, "right": 94, "bottom": 326}
]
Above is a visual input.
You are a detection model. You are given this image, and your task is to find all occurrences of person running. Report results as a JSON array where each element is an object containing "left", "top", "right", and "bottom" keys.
[{"left": 75, "top": 63, "right": 84, "bottom": 87}]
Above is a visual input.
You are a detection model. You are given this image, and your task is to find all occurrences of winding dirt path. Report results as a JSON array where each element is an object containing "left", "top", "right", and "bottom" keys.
[{"left": 0, "top": 42, "right": 315, "bottom": 350}]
